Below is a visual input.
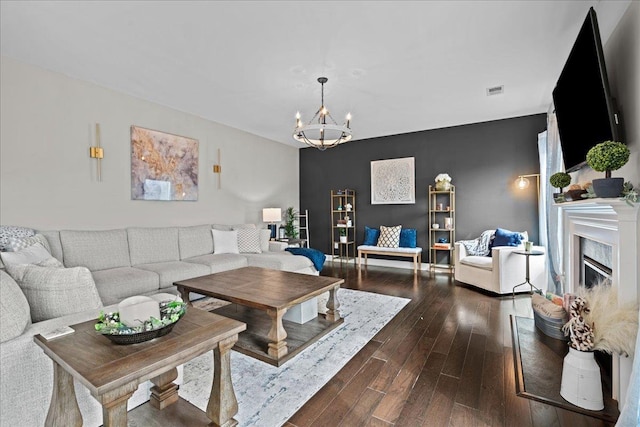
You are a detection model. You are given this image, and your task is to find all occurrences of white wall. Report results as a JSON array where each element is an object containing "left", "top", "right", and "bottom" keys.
[
  {"left": 572, "top": 1, "right": 639, "bottom": 187},
  {"left": 0, "top": 57, "right": 300, "bottom": 230}
]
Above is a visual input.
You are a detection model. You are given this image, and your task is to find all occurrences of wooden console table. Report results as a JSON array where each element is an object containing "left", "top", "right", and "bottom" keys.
[{"left": 35, "top": 308, "right": 246, "bottom": 427}]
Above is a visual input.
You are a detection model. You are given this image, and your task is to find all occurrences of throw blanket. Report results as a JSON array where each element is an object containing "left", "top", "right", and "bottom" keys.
[
  {"left": 285, "top": 247, "right": 326, "bottom": 272},
  {"left": 458, "top": 229, "right": 495, "bottom": 256}
]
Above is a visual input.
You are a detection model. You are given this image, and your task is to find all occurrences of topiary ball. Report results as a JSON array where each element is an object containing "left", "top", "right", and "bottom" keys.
[
  {"left": 549, "top": 172, "right": 571, "bottom": 189},
  {"left": 586, "top": 141, "right": 630, "bottom": 173}
]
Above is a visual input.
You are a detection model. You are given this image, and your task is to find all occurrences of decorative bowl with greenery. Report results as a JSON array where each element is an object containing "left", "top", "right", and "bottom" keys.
[
  {"left": 95, "top": 300, "right": 187, "bottom": 344},
  {"left": 586, "top": 141, "right": 630, "bottom": 198}
]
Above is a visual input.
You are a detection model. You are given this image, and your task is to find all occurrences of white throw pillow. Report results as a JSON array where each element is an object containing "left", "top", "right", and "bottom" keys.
[
  {"left": 0, "top": 242, "right": 58, "bottom": 267},
  {"left": 259, "top": 229, "right": 272, "bottom": 252},
  {"left": 212, "top": 230, "right": 239, "bottom": 254},
  {"left": 377, "top": 225, "right": 402, "bottom": 248},
  {"left": 4, "top": 264, "right": 103, "bottom": 322},
  {"left": 235, "top": 228, "right": 262, "bottom": 254}
]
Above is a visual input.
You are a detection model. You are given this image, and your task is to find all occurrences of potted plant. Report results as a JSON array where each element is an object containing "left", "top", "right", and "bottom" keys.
[
  {"left": 283, "top": 207, "right": 298, "bottom": 239},
  {"left": 586, "top": 141, "right": 630, "bottom": 198},
  {"left": 549, "top": 172, "right": 571, "bottom": 199},
  {"left": 339, "top": 227, "right": 347, "bottom": 243},
  {"left": 434, "top": 173, "right": 452, "bottom": 191}
]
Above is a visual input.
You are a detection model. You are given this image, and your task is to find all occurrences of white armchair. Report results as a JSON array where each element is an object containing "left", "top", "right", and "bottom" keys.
[{"left": 454, "top": 242, "right": 547, "bottom": 295}]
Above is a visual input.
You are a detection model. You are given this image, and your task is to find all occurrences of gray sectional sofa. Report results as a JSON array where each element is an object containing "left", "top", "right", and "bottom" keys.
[{"left": 0, "top": 223, "right": 317, "bottom": 427}]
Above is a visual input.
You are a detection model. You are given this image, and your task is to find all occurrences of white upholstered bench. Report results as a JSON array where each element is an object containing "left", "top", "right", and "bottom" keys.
[{"left": 357, "top": 245, "right": 423, "bottom": 273}]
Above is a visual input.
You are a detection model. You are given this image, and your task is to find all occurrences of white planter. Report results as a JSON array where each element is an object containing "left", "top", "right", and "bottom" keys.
[
  {"left": 340, "top": 236, "right": 347, "bottom": 243},
  {"left": 560, "top": 347, "right": 604, "bottom": 410}
]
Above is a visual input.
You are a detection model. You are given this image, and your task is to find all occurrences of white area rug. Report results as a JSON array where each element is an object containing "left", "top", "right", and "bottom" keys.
[{"left": 180, "top": 288, "right": 410, "bottom": 427}]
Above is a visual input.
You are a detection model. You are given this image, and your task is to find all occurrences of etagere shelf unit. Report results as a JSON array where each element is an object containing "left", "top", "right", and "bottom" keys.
[
  {"left": 429, "top": 185, "right": 455, "bottom": 272},
  {"left": 330, "top": 189, "right": 356, "bottom": 263}
]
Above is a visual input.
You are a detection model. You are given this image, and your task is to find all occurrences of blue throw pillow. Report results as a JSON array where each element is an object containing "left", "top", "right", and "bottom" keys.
[
  {"left": 492, "top": 228, "right": 522, "bottom": 247},
  {"left": 363, "top": 226, "right": 380, "bottom": 246},
  {"left": 399, "top": 228, "right": 417, "bottom": 248}
]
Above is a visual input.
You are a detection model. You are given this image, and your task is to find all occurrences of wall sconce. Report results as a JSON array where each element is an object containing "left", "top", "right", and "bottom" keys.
[
  {"left": 515, "top": 174, "right": 541, "bottom": 199},
  {"left": 262, "top": 208, "right": 282, "bottom": 239},
  {"left": 89, "top": 123, "right": 104, "bottom": 181},
  {"left": 212, "top": 148, "right": 222, "bottom": 189}
]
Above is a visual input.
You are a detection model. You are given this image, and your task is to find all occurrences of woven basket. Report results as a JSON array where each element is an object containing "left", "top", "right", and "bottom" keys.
[{"left": 533, "top": 311, "right": 568, "bottom": 341}]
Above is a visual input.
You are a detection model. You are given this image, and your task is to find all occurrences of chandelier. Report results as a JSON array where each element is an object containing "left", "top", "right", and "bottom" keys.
[{"left": 293, "top": 77, "right": 352, "bottom": 150}]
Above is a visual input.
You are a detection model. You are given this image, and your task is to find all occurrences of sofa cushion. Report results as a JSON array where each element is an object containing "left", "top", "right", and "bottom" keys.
[
  {"left": 212, "top": 230, "right": 239, "bottom": 254},
  {"left": 460, "top": 255, "right": 493, "bottom": 271},
  {"left": 243, "top": 252, "right": 313, "bottom": 272},
  {"left": 92, "top": 267, "right": 161, "bottom": 305},
  {"left": 128, "top": 227, "right": 180, "bottom": 265},
  {"left": 60, "top": 229, "right": 131, "bottom": 271},
  {"left": 236, "top": 228, "right": 262, "bottom": 254},
  {"left": 363, "top": 226, "right": 380, "bottom": 246},
  {"left": 178, "top": 225, "right": 214, "bottom": 260},
  {"left": 37, "top": 230, "right": 64, "bottom": 263},
  {"left": 183, "top": 253, "right": 249, "bottom": 273},
  {"left": 4, "top": 264, "right": 103, "bottom": 322},
  {"left": 377, "top": 225, "right": 401, "bottom": 248},
  {"left": 0, "top": 270, "right": 31, "bottom": 343},
  {"left": 134, "top": 261, "right": 211, "bottom": 288}
]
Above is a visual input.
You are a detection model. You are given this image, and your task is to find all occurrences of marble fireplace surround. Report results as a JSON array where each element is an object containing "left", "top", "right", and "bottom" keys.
[{"left": 559, "top": 199, "right": 639, "bottom": 411}]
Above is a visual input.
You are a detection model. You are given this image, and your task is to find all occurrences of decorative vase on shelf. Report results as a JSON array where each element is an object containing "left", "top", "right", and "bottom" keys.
[
  {"left": 435, "top": 181, "right": 451, "bottom": 191},
  {"left": 560, "top": 348, "right": 604, "bottom": 411},
  {"left": 339, "top": 236, "right": 347, "bottom": 243}
]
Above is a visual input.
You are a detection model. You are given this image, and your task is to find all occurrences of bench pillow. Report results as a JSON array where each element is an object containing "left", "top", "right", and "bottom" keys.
[
  {"left": 399, "top": 228, "right": 417, "bottom": 248},
  {"left": 377, "top": 225, "right": 401, "bottom": 248},
  {"left": 363, "top": 226, "right": 380, "bottom": 246}
]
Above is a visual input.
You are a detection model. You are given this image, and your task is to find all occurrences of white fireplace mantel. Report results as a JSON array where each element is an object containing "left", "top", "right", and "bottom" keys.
[{"left": 557, "top": 198, "right": 639, "bottom": 410}]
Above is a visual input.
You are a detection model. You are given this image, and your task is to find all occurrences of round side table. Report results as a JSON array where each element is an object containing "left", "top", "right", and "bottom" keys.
[{"left": 512, "top": 250, "right": 545, "bottom": 298}]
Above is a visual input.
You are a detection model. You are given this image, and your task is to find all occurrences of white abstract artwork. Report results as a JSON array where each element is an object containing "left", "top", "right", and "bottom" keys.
[{"left": 371, "top": 157, "right": 415, "bottom": 204}]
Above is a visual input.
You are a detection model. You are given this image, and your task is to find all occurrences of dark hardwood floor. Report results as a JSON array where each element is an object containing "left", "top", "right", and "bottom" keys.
[{"left": 285, "top": 263, "right": 615, "bottom": 427}]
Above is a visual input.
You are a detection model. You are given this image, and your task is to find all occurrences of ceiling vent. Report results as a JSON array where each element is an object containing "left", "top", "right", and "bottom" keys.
[{"left": 486, "top": 85, "right": 504, "bottom": 96}]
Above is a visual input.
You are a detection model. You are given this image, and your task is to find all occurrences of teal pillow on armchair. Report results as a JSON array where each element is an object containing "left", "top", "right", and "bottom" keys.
[{"left": 492, "top": 228, "right": 522, "bottom": 247}]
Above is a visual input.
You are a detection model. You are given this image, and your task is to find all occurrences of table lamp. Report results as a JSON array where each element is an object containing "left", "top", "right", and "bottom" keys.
[{"left": 262, "top": 208, "right": 282, "bottom": 239}]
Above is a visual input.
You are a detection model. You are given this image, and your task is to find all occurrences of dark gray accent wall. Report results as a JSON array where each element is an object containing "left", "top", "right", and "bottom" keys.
[{"left": 300, "top": 113, "right": 547, "bottom": 261}]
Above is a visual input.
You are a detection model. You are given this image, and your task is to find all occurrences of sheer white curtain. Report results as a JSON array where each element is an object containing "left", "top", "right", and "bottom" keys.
[{"left": 538, "top": 107, "right": 564, "bottom": 294}]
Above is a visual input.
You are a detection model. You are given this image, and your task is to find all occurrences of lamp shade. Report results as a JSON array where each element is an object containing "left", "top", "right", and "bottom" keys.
[{"left": 262, "top": 208, "right": 282, "bottom": 223}]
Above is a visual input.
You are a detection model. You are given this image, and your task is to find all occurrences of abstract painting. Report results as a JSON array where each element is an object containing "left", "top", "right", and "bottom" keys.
[
  {"left": 371, "top": 157, "right": 415, "bottom": 204},
  {"left": 131, "top": 126, "right": 199, "bottom": 201}
]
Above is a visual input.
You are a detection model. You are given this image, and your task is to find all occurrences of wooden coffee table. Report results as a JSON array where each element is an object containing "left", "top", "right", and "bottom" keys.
[
  {"left": 34, "top": 308, "right": 246, "bottom": 427},
  {"left": 175, "top": 267, "right": 344, "bottom": 366}
]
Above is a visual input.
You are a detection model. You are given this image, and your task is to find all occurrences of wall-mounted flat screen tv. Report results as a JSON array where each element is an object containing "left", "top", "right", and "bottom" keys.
[{"left": 552, "top": 7, "right": 621, "bottom": 173}]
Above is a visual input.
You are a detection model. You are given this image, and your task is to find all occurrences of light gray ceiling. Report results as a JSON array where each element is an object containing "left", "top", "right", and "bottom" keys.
[{"left": 0, "top": 1, "right": 631, "bottom": 148}]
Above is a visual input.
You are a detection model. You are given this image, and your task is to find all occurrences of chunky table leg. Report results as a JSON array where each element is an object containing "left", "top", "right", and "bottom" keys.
[
  {"left": 95, "top": 382, "right": 137, "bottom": 427},
  {"left": 45, "top": 361, "right": 82, "bottom": 427},
  {"left": 267, "top": 308, "right": 288, "bottom": 358},
  {"left": 326, "top": 285, "right": 341, "bottom": 322},
  {"left": 177, "top": 285, "right": 192, "bottom": 306},
  {"left": 207, "top": 335, "right": 240, "bottom": 427},
  {"left": 150, "top": 367, "right": 179, "bottom": 409}
]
